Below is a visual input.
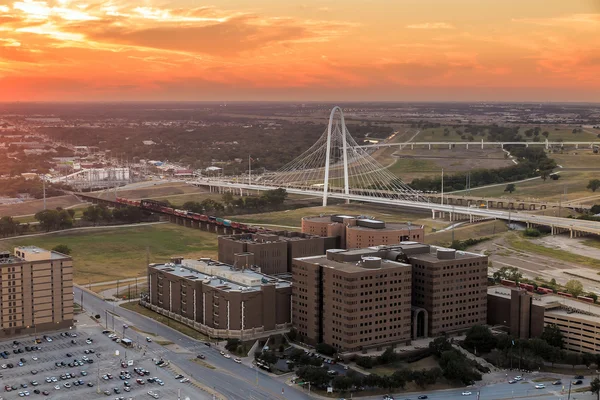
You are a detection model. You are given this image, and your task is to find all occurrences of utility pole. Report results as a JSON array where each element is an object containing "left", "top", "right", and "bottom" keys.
[
  {"left": 441, "top": 168, "right": 444, "bottom": 206},
  {"left": 42, "top": 178, "right": 46, "bottom": 210}
]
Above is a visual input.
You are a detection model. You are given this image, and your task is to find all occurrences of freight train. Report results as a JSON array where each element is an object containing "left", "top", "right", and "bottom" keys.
[{"left": 116, "top": 197, "right": 261, "bottom": 233}]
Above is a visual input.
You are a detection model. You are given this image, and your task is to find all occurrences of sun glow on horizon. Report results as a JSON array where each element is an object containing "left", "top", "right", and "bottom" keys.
[{"left": 0, "top": 0, "right": 599, "bottom": 101}]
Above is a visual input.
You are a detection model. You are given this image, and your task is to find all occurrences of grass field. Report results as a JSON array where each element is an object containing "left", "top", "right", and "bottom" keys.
[
  {"left": 415, "top": 127, "right": 466, "bottom": 142},
  {"left": 507, "top": 233, "right": 600, "bottom": 268},
  {"left": 425, "top": 220, "right": 508, "bottom": 246},
  {"left": 228, "top": 204, "right": 440, "bottom": 231},
  {"left": 120, "top": 302, "right": 209, "bottom": 341},
  {"left": 518, "top": 126, "right": 598, "bottom": 142},
  {"left": 461, "top": 171, "right": 598, "bottom": 202},
  {"left": 0, "top": 223, "right": 218, "bottom": 283},
  {"left": 550, "top": 151, "right": 600, "bottom": 168},
  {"left": 387, "top": 158, "right": 439, "bottom": 176}
]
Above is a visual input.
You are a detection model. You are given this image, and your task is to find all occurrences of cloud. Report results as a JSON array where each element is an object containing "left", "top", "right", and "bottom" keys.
[
  {"left": 65, "top": 14, "right": 353, "bottom": 56},
  {"left": 405, "top": 22, "right": 455, "bottom": 30},
  {"left": 512, "top": 13, "right": 600, "bottom": 31}
]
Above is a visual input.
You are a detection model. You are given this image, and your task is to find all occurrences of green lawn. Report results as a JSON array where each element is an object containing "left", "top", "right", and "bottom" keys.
[
  {"left": 518, "top": 126, "right": 599, "bottom": 142},
  {"left": 462, "top": 171, "right": 598, "bottom": 202},
  {"left": 507, "top": 233, "right": 600, "bottom": 269},
  {"left": 387, "top": 158, "right": 439, "bottom": 175},
  {"left": 0, "top": 224, "right": 218, "bottom": 283},
  {"left": 120, "top": 302, "right": 210, "bottom": 341},
  {"left": 416, "top": 127, "right": 466, "bottom": 142},
  {"left": 551, "top": 152, "right": 600, "bottom": 169}
]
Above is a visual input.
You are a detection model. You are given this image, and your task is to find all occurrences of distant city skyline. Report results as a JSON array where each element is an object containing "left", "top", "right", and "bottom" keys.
[{"left": 0, "top": 0, "right": 599, "bottom": 102}]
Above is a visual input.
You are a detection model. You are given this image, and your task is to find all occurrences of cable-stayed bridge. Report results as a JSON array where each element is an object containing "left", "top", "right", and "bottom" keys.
[{"left": 197, "top": 107, "right": 600, "bottom": 237}]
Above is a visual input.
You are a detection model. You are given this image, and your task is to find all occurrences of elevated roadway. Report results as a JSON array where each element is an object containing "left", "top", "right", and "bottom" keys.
[
  {"left": 359, "top": 140, "right": 600, "bottom": 150},
  {"left": 201, "top": 180, "right": 600, "bottom": 237}
]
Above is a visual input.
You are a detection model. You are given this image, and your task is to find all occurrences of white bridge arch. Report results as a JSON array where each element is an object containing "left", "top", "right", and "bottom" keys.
[{"left": 264, "top": 106, "right": 426, "bottom": 206}]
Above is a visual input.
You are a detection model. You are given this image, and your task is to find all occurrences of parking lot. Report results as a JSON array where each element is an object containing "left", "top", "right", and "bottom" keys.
[{"left": 0, "top": 322, "right": 201, "bottom": 399}]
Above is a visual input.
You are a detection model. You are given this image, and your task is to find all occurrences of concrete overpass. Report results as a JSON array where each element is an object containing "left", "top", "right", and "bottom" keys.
[
  {"left": 424, "top": 193, "right": 589, "bottom": 212},
  {"left": 198, "top": 180, "right": 600, "bottom": 238},
  {"left": 359, "top": 139, "right": 600, "bottom": 150}
]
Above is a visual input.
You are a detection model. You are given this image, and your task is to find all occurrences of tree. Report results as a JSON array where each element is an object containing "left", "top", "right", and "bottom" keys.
[
  {"left": 0, "top": 216, "right": 19, "bottom": 237},
  {"left": 82, "top": 205, "right": 102, "bottom": 225},
  {"left": 52, "top": 244, "right": 72, "bottom": 255},
  {"left": 563, "top": 351, "right": 581, "bottom": 369},
  {"left": 221, "top": 192, "right": 234, "bottom": 207},
  {"left": 591, "top": 204, "right": 600, "bottom": 215},
  {"left": 34, "top": 209, "right": 60, "bottom": 232},
  {"left": 587, "top": 292, "right": 598, "bottom": 303},
  {"left": 493, "top": 266, "right": 522, "bottom": 284},
  {"left": 225, "top": 339, "right": 240, "bottom": 352},
  {"left": 464, "top": 325, "right": 497, "bottom": 354},
  {"left": 504, "top": 184, "right": 516, "bottom": 193},
  {"left": 542, "top": 131, "right": 549, "bottom": 138},
  {"left": 429, "top": 336, "right": 452, "bottom": 357},
  {"left": 541, "top": 323, "right": 564, "bottom": 348},
  {"left": 315, "top": 343, "right": 336, "bottom": 357},
  {"left": 296, "top": 366, "right": 330, "bottom": 387},
  {"left": 258, "top": 350, "right": 278, "bottom": 365},
  {"left": 588, "top": 179, "right": 600, "bottom": 192},
  {"left": 332, "top": 376, "right": 352, "bottom": 391},
  {"left": 591, "top": 377, "right": 600, "bottom": 400},
  {"left": 565, "top": 279, "right": 584, "bottom": 298}
]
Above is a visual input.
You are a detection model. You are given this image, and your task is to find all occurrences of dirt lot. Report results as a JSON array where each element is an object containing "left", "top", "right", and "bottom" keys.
[
  {"left": 93, "top": 182, "right": 207, "bottom": 200},
  {"left": 0, "top": 195, "right": 85, "bottom": 217},
  {"left": 386, "top": 148, "right": 513, "bottom": 181},
  {"left": 470, "top": 233, "right": 600, "bottom": 293}
]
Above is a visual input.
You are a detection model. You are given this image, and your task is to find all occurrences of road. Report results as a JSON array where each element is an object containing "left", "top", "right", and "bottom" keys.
[
  {"left": 201, "top": 180, "right": 600, "bottom": 235},
  {"left": 75, "top": 287, "right": 598, "bottom": 400},
  {"left": 74, "top": 287, "right": 310, "bottom": 400}
]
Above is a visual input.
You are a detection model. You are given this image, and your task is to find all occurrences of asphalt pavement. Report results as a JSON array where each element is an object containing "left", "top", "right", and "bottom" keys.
[
  {"left": 75, "top": 286, "right": 310, "bottom": 400},
  {"left": 75, "top": 287, "right": 598, "bottom": 400}
]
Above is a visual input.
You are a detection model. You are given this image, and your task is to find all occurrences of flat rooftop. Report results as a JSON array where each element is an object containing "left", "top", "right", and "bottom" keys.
[
  {"left": 296, "top": 253, "right": 411, "bottom": 274},
  {"left": 222, "top": 232, "right": 321, "bottom": 244},
  {"left": 303, "top": 215, "right": 421, "bottom": 231},
  {"left": 409, "top": 249, "right": 486, "bottom": 263},
  {"left": 151, "top": 259, "right": 291, "bottom": 292},
  {"left": 348, "top": 222, "right": 420, "bottom": 231},
  {"left": 1, "top": 246, "right": 68, "bottom": 264},
  {"left": 16, "top": 245, "right": 67, "bottom": 260}
]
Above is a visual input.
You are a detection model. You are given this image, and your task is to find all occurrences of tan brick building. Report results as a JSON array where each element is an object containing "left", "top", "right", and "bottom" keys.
[
  {"left": 0, "top": 247, "right": 73, "bottom": 338},
  {"left": 302, "top": 215, "right": 424, "bottom": 249},
  {"left": 218, "top": 232, "right": 336, "bottom": 275},
  {"left": 291, "top": 242, "right": 488, "bottom": 350},
  {"left": 488, "top": 286, "right": 600, "bottom": 353},
  {"left": 292, "top": 248, "right": 413, "bottom": 352},
  {"left": 393, "top": 243, "right": 488, "bottom": 337},
  {"left": 146, "top": 257, "right": 291, "bottom": 338}
]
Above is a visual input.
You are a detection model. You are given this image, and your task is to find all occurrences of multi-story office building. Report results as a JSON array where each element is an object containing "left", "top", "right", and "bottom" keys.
[
  {"left": 146, "top": 257, "right": 291, "bottom": 339},
  {"left": 301, "top": 215, "right": 424, "bottom": 249},
  {"left": 0, "top": 246, "right": 73, "bottom": 338},
  {"left": 488, "top": 286, "right": 600, "bottom": 353},
  {"left": 291, "top": 242, "right": 487, "bottom": 350},
  {"left": 292, "top": 248, "right": 413, "bottom": 352},
  {"left": 400, "top": 243, "right": 488, "bottom": 337},
  {"left": 218, "top": 232, "right": 336, "bottom": 275}
]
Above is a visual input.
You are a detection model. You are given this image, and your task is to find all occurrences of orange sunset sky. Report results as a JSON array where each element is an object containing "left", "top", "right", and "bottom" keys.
[{"left": 0, "top": 0, "right": 599, "bottom": 102}]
